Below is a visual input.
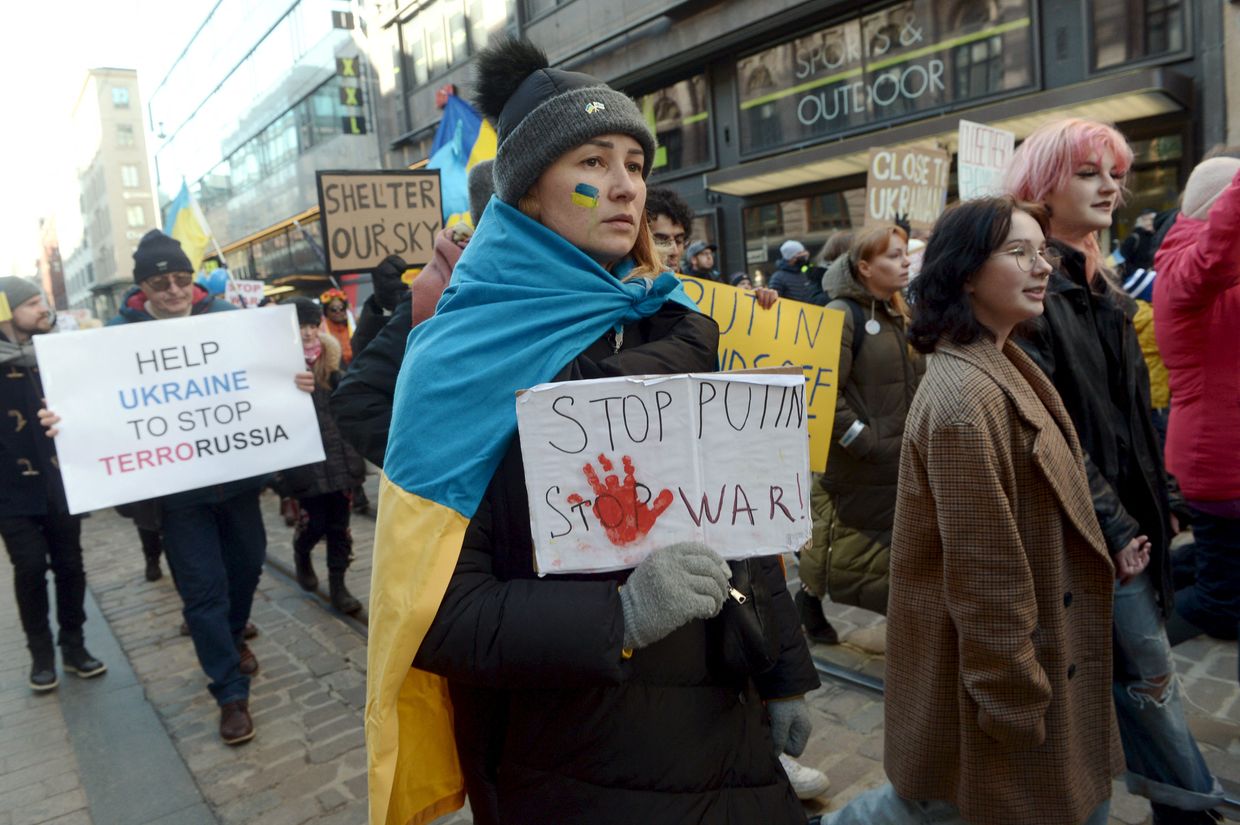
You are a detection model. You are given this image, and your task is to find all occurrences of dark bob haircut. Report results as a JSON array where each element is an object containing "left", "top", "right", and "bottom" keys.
[
  {"left": 907, "top": 195, "right": 1049, "bottom": 354},
  {"left": 645, "top": 187, "right": 694, "bottom": 235}
]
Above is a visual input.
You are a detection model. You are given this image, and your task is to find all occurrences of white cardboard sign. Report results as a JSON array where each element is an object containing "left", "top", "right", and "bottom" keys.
[
  {"left": 33, "top": 305, "right": 325, "bottom": 514},
  {"left": 225, "top": 279, "right": 265, "bottom": 308},
  {"left": 516, "top": 371, "right": 812, "bottom": 574},
  {"left": 957, "top": 120, "right": 1016, "bottom": 201}
]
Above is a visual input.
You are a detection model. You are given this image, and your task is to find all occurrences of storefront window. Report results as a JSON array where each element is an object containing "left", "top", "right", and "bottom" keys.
[
  {"left": 742, "top": 190, "right": 865, "bottom": 279},
  {"left": 401, "top": 0, "right": 511, "bottom": 89},
  {"left": 736, "top": 0, "right": 1034, "bottom": 156},
  {"left": 1091, "top": 0, "right": 1185, "bottom": 70},
  {"left": 637, "top": 75, "right": 711, "bottom": 177},
  {"left": 1108, "top": 134, "right": 1182, "bottom": 250}
]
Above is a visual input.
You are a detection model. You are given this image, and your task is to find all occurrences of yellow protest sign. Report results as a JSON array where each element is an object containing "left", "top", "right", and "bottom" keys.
[
  {"left": 0, "top": 293, "right": 10, "bottom": 323},
  {"left": 680, "top": 276, "right": 844, "bottom": 471}
]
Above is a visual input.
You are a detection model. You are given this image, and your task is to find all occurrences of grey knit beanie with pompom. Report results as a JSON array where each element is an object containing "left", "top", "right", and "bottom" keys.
[{"left": 471, "top": 39, "right": 655, "bottom": 205}]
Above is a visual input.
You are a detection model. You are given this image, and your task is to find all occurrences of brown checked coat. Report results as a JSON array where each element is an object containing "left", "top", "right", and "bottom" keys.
[{"left": 884, "top": 338, "right": 1122, "bottom": 825}]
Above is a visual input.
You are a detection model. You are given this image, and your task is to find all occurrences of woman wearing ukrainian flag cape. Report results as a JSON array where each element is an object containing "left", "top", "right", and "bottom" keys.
[{"left": 367, "top": 39, "right": 819, "bottom": 825}]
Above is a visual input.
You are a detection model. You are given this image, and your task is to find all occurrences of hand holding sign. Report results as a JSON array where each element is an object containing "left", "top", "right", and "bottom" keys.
[{"left": 567, "top": 454, "right": 674, "bottom": 547}]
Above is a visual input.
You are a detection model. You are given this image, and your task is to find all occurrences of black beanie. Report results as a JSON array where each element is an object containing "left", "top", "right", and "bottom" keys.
[
  {"left": 288, "top": 297, "right": 322, "bottom": 327},
  {"left": 133, "top": 230, "right": 193, "bottom": 283}
]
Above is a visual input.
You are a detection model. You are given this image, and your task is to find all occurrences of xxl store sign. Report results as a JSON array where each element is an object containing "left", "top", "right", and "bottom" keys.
[{"left": 737, "top": 0, "right": 1035, "bottom": 155}]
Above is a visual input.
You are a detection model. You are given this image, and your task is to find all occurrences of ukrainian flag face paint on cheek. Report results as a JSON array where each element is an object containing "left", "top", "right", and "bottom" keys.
[{"left": 571, "top": 183, "right": 600, "bottom": 208}]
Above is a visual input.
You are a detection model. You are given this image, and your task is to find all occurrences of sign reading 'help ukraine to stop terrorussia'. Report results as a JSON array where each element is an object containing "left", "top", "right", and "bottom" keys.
[{"left": 33, "top": 305, "right": 324, "bottom": 514}]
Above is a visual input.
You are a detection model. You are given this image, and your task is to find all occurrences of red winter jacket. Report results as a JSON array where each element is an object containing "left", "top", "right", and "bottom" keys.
[{"left": 1152, "top": 169, "right": 1240, "bottom": 501}]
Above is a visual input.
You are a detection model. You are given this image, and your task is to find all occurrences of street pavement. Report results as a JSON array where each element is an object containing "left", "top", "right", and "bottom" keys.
[{"left": 0, "top": 475, "right": 1235, "bottom": 825}]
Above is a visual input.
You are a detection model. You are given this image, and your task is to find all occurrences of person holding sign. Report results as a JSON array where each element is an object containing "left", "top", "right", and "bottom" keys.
[
  {"left": 1007, "top": 119, "right": 1225, "bottom": 824},
  {"left": 73, "top": 230, "right": 316, "bottom": 746},
  {"left": 279, "top": 298, "right": 366, "bottom": 615},
  {"left": 826, "top": 197, "right": 1117, "bottom": 825},
  {"left": 800, "top": 225, "right": 924, "bottom": 651},
  {"left": 0, "top": 278, "right": 106, "bottom": 692},
  {"left": 367, "top": 38, "right": 818, "bottom": 825}
]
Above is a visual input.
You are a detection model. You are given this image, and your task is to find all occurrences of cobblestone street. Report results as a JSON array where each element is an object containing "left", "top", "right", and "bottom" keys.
[{"left": 0, "top": 478, "right": 1235, "bottom": 825}]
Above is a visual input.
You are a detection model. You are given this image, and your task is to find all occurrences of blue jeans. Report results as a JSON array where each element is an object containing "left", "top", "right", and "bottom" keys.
[
  {"left": 1113, "top": 572, "right": 1224, "bottom": 810},
  {"left": 821, "top": 783, "right": 1109, "bottom": 825},
  {"left": 1175, "top": 509, "right": 1240, "bottom": 643},
  {"left": 162, "top": 489, "right": 266, "bottom": 706}
]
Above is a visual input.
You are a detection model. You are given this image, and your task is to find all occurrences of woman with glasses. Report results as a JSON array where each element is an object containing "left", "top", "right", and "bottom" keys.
[
  {"left": 1006, "top": 119, "right": 1225, "bottom": 825},
  {"left": 823, "top": 196, "right": 1121, "bottom": 825}
]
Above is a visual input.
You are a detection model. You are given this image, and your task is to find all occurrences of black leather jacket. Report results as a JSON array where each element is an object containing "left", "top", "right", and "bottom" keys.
[{"left": 1018, "top": 241, "right": 1174, "bottom": 617}]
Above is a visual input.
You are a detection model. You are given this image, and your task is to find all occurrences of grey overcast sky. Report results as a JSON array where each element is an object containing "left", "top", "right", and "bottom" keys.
[{"left": 0, "top": 0, "right": 216, "bottom": 277}]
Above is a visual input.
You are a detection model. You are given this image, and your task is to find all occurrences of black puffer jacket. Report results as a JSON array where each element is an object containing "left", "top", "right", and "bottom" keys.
[
  {"left": 414, "top": 303, "right": 819, "bottom": 825},
  {"left": 821, "top": 255, "right": 924, "bottom": 530},
  {"left": 279, "top": 335, "right": 366, "bottom": 498},
  {"left": 1018, "top": 241, "right": 1174, "bottom": 617}
]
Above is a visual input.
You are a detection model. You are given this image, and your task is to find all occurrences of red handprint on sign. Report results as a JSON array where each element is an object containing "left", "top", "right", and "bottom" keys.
[{"left": 566, "top": 454, "right": 674, "bottom": 546}]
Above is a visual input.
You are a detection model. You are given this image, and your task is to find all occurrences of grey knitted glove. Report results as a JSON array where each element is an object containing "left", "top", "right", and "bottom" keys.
[
  {"left": 768, "top": 697, "right": 812, "bottom": 757},
  {"left": 619, "top": 542, "right": 729, "bottom": 650}
]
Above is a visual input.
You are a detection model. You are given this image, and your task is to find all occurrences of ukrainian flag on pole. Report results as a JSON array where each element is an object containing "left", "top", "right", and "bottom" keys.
[
  {"left": 425, "top": 95, "right": 497, "bottom": 227},
  {"left": 163, "top": 180, "right": 214, "bottom": 272}
]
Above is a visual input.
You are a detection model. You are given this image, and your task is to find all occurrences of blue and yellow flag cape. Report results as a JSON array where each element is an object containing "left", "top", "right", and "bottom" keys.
[{"left": 367, "top": 199, "right": 696, "bottom": 825}]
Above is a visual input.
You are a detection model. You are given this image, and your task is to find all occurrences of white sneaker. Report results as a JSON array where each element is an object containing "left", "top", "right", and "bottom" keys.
[{"left": 778, "top": 753, "right": 830, "bottom": 800}]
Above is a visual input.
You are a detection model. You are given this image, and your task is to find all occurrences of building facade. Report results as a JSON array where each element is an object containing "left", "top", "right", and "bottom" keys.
[
  {"left": 64, "top": 68, "right": 161, "bottom": 319},
  {"left": 365, "top": 0, "right": 1223, "bottom": 279},
  {"left": 152, "top": 0, "right": 1229, "bottom": 290},
  {"left": 147, "top": 0, "right": 383, "bottom": 289}
]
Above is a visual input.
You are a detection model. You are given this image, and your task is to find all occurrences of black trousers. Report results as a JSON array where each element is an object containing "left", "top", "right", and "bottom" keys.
[
  {"left": 0, "top": 513, "right": 86, "bottom": 651},
  {"left": 295, "top": 492, "right": 353, "bottom": 571}
]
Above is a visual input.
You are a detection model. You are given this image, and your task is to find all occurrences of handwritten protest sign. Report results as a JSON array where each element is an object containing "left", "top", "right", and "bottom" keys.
[
  {"left": 517, "top": 371, "right": 812, "bottom": 574},
  {"left": 315, "top": 169, "right": 443, "bottom": 273},
  {"left": 32, "top": 306, "right": 324, "bottom": 514},
  {"left": 225, "top": 279, "right": 265, "bottom": 308},
  {"left": 957, "top": 120, "right": 1015, "bottom": 201},
  {"left": 679, "top": 277, "right": 843, "bottom": 471},
  {"left": 864, "top": 145, "right": 950, "bottom": 230}
]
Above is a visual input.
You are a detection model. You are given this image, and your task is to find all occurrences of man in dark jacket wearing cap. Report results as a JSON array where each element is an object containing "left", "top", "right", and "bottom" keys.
[
  {"left": 0, "top": 277, "right": 107, "bottom": 693},
  {"left": 93, "top": 230, "right": 314, "bottom": 745}
]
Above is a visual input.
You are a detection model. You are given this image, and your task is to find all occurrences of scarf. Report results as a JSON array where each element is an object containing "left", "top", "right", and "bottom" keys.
[
  {"left": 302, "top": 336, "right": 323, "bottom": 366},
  {"left": 0, "top": 338, "right": 37, "bottom": 367},
  {"left": 367, "top": 198, "right": 696, "bottom": 825}
]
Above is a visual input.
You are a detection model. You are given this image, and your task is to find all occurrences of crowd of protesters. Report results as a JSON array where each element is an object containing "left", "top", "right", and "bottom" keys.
[{"left": 0, "top": 34, "right": 1236, "bottom": 825}]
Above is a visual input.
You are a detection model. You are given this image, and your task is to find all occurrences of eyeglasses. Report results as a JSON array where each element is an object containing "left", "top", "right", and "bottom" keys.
[
  {"left": 991, "top": 242, "right": 1061, "bottom": 273},
  {"left": 652, "top": 233, "right": 686, "bottom": 249},
  {"left": 145, "top": 273, "right": 194, "bottom": 292}
]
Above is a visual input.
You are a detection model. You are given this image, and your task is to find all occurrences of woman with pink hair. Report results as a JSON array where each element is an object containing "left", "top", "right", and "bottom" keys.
[{"left": 1006, "top": 118, "right": 1224, "bottom": 825}]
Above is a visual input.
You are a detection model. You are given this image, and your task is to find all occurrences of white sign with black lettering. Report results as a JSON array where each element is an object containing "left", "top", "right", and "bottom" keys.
[
  {"left": 33, "top": 306, "right": 324, "bottom": 514},
  {"left": 516, "top": 371, "right": 812, "bottom": 574}
]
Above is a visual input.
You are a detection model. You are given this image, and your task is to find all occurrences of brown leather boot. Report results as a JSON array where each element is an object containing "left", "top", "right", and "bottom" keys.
[
  {"left": 237, "top": 644, "right": 259, "bottom": 677},
  {"left": 219, "top": 700, "right": 255, "bottom": 745}
]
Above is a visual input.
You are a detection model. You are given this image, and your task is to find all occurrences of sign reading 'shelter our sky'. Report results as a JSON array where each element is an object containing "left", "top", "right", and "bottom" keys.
[
  {"left": 516, "top": 370, "right": 812, "bottom": 575},
  {"left": 33, "top": 305, "right": 324, "bottom": 514}
]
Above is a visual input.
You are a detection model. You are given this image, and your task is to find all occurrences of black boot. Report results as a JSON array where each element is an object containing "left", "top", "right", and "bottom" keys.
[
  {"left": 139, "top": 527, "right": 163, "bottom": 582},
  {"left": 329, "top": 570, "right": 362, "bottom": 615},
  {"left": 293, "top": 531, "right": 319, "bottom": 592},
  {"left": 60, "top": 634, "right": 106, "bottom": 679},
  {"left": 795, "top": 589, "right": 840, "bottom": 645},
  {"left": 352, "top": 484, "right": 370, "bottom": 515},
  {"left": 29, "top": 639, "right": 58, "bottom": 692}
]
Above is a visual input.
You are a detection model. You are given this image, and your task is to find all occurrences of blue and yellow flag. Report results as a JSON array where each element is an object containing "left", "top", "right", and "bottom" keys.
[
  {"left": 163, "top": 181, "right": 214, "bottom": 272},
  {"left": 425, "top": 95, "right": 497, "bottom": 228},
  {"left": 366, "top": 199, "right": 696, "bottom": 825}
]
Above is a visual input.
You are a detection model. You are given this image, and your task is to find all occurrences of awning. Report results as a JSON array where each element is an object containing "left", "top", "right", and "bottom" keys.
[{"left": 707, "top": 67, "right": 1192, "bottom": 198}]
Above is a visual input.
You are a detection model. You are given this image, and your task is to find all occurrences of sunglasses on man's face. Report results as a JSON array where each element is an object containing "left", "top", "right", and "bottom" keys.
[{"left": 145, "top": 273, "right": 194, "bottom": 292}]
